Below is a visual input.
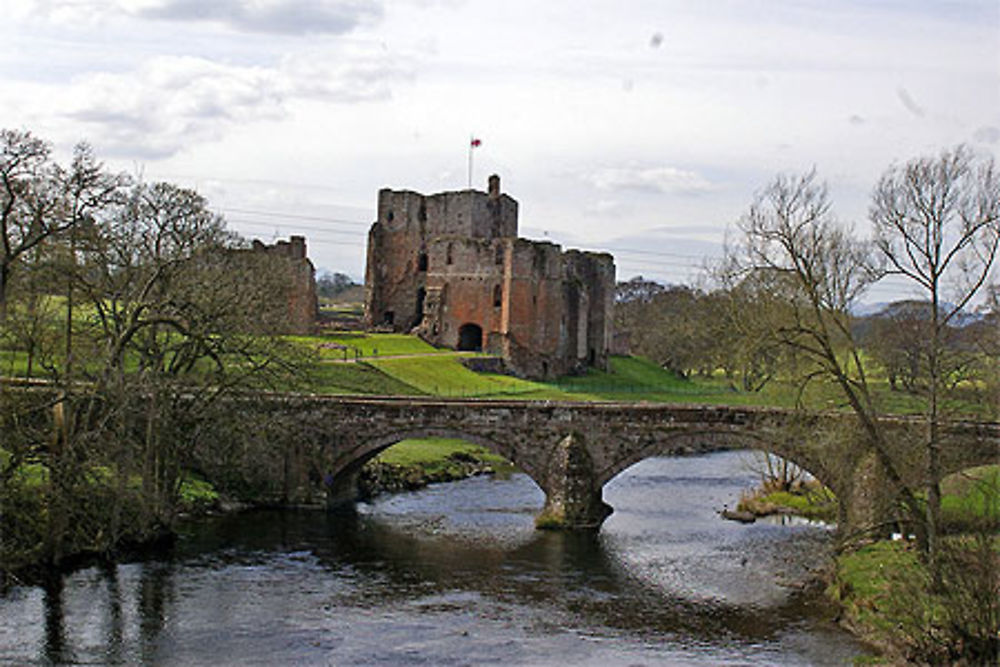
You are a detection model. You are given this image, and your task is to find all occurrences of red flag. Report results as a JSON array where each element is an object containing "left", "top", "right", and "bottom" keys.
[{"left": 470, "top": 138, "right": 482, "bottom": 147}]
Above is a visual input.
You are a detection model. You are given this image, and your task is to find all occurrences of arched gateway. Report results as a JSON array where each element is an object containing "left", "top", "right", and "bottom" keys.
[
  {"left": 457, "top": 323, "right": 483, "bottom": 351},
  {"left": 241, "top": 396, "right": 999, "bottom": 538}
]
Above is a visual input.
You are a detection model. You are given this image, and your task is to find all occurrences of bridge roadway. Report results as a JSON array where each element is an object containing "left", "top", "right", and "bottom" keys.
[{"left": 248, "top": 393, "right": 999, "bottom": 537}]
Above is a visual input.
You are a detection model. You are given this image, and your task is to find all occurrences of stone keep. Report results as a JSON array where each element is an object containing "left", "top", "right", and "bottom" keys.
[{"left": 364, "top": 175, "right": 615, "bottom": 379}]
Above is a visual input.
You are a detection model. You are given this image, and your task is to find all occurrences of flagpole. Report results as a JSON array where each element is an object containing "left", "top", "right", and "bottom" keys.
[{"left": 467, "top": 135, "right": 473, "bottom": 189}]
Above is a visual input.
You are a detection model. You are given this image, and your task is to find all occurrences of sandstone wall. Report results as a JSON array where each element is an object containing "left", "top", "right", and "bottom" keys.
[
  {"left": 364, "top": 176, "right": 615, "bottom": 379},
  {"left": 242, "top": 235, "right": 317, "bottom": 335}
]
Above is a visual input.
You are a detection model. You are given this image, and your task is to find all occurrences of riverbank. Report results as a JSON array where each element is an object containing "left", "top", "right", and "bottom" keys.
[
  {"left": 736, "top": 478, "right": 838, "bottom": 523},
  {"left": 1, "top": 470, "right": 221, "bottom": 589},
  {"left": 736, "top": 464, "right": 1000, "bottom": 664},
  {"left": 829, "top": 536, "right": 999, "bottom": 664}
]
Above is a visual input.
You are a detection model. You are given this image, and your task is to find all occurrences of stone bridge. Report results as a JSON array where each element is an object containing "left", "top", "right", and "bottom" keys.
[{"left": 244, "top": 395, "right": 999, "bottom": 538}]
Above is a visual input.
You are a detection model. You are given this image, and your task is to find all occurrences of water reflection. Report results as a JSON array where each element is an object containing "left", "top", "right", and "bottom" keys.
[
  {"left": 6, "top": 452, "right": 863, "bottom": 665},
  {"left": 42, "top": 575, "right": 68, "bottom": 664}
]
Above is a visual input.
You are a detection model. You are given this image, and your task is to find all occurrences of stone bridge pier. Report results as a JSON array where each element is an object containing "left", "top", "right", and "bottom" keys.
[
  {"left": 532, "top": 433, "right": 613, "bottom": 529},
  {"left": 244, "top": 397, "right": 999, "bottom": 539},
  {"left": 321, "top": 429, "right": 614, "bottom": 530}
]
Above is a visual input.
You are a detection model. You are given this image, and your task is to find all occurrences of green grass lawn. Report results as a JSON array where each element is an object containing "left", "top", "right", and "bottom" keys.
[
  {"left": 365, "top": 353, "right": 742, "bottom": 402},
  {"left": 291, "top": 332, "right": 441, "bottom": 358},
  {"left": 940, "top": 464, "right": 1000, "bottom": 530},
  {"left": 367, "top": 354, "right": 570, "bottom": 398},
  {"left": 552, "top": 356, "right": 739, "bottom": 403},
  {"left": 375, "top": 437, "right": 511, "bottom": 473}
]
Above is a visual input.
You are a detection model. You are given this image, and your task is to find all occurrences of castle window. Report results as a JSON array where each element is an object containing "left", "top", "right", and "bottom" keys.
[
  {"left": 383, "top": 311, "right": 395, "bottom": 326},
  {"left": 493, "top": 284, "right": 502, "bottom": 308},
  {"left": 386, "top": 209, "right": 394, "bottom": 222},
  {"left": 418, "top": 203, "right": 427, "bottom": 222},
  {"left": 446, "top": 243, "right": 454, "bottom": 265},
  {"left": 415, "top": 287, "right": 426, "bottom": 325},
  {"left": 494, "top": 244, "right": 503, "bottom": 265},
  {"left": 417, "top": 252, "right": 428, "bottom": 272}
]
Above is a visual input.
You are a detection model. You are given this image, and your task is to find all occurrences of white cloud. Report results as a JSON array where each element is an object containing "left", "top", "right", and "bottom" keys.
[
  {"left": 135, "top": 0, "right": 383, "bottom": 35},
  {"left": 12, "top": 0, "right": 383, "bottom": 34},
  {"left": 972, "top": 126, "right": 1000, "bottom": 145},
  {"left": 584, "top": 166, "right": 714, "bottom": 195},
  {"left": 52, "top": 48, "right": 410, "bottom": 158},
  {"left": 280, "top": 48, "right": 411, "bottom": 102},
  {"left": 60, "top": 57, "right": 282, "bottom": 157},
  {"left": 583, "top": 199, "right": 629, "bottom": 218}
]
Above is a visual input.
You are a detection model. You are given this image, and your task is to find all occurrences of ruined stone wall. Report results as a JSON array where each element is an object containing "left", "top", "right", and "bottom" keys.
[
  {"left": 239, "top": 235, "right": 318, "bottom": 334},
  {"left": 363, "top": 176, "right": 615, "bottom": 379},
  {"left": 420, "top": 237, "right": 505, "bottom": 348},
  {"left": 564, "top": 250, "right": 616, "bottom": 371},
  {"left": 364, "top": 183, "right": 517, "bottom": 330},
  {"left": 499, "top": 240, "right": 570, "bottom": 377}
]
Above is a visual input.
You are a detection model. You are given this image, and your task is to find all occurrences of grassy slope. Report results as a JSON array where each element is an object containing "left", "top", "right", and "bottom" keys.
[
  {"left": 0, "top": 329, "right": 969, "bottom": 415},
  {"left": 368, "top": 355, "right": 571, "bottom": 399},
  {"left": 307, "top": 361, "right": 426, "bottom": 396}
]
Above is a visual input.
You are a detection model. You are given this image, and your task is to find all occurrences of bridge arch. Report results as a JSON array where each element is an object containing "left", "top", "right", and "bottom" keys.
[
  {"left": 595, "top": 429, "right": 847, "bottom": 525},
  {"left": 323, "top": 427, "right": 548, "bottom": 507},
  {"left": 596, "top": 429, "right": 840, "bottom": 497}
]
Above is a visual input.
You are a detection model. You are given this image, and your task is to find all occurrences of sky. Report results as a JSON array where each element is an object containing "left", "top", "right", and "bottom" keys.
[{"left": 3, "top": 0, "right": 998, "bottom": 303}]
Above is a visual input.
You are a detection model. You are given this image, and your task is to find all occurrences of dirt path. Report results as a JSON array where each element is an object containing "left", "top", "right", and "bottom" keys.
[{"left": 320, "top": 351, "right": 482, "bottom": 364}]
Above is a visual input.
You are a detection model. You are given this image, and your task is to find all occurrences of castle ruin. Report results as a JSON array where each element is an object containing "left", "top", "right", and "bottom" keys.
[
  {"left": 224, "top": 235, "right": 317, "bottom": 335},
  {"left": 364, "top": 175, "right": 615, "bottom": 379}
]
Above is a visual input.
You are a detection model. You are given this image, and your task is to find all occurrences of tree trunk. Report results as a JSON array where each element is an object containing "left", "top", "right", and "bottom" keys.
[
  {"left": 925, "top": 291, "right": 943, "bottom": 586},
  {"left": 0, "top": 261, "right": 9, "bottom": 323}
]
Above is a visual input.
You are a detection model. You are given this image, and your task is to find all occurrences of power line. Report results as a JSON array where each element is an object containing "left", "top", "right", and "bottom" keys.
[
  {"left": 225, "top": 218, "right": 367, "bottom": 238},
  {"left": 218, "top": 204, "right": 935, "bottom": 297},
  {"left": 217, "top": 206, "right": 371, "bottom": 228}
]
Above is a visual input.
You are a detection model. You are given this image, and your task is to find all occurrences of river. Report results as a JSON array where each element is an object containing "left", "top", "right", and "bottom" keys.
[{"left": 0, "top": 451, "right": 867, "bottom": 665}]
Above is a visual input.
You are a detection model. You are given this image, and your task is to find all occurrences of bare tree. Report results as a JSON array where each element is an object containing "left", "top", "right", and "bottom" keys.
[
  {"left": 870, "top": 145, "right": 1000, "bottom": 571},
  {"left": 724, "top": 170, "right": 879, "bottom": 410},
  {"left": 721, "top": 170, "right": 923, "bottom": 539},
  {"left": 0, "top": 130, "right": 124, "bottom": 321}
]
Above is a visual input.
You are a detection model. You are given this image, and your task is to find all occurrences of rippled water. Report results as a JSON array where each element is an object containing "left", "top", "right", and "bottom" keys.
[{"left": 0, "top": 451, "right": 866, "bottom": 665}]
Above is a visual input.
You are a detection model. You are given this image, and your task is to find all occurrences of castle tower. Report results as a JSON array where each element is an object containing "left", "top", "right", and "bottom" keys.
[{"left": 363, "top": 176, "right": 614, "bottom": 379}]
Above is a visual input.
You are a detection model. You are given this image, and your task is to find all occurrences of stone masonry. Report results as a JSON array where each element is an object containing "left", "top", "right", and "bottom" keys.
[
  {"left": 230, "top": 235, "right": 318, "bottom": 335},
  {"left": 364, "top": 175, "right": 616, "bottom": 379},
  {"left": 217, "top": 395, "right": 1000, "bottom": 536}
]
